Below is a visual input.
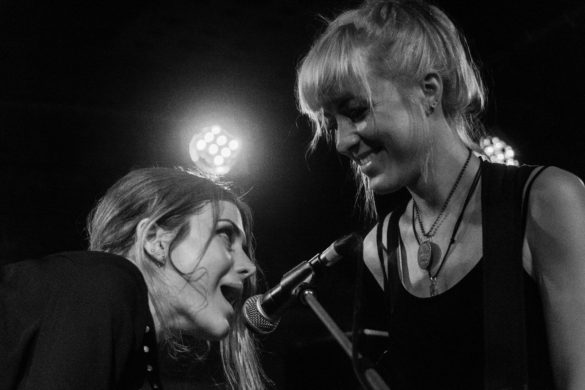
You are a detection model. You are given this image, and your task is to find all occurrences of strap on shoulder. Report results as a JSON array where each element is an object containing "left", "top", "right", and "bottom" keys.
[
  {"left": 482, "top": 161, "right": 540, "bottom": 390},
  {"left": 375, "top": 199, "right": 409, "bottom": 328}
]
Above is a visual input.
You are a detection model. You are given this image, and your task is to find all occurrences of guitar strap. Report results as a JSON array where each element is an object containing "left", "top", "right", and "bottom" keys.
[
  {"left": 482, "top": 160, "right": 545, "bottom": 390},
  {"left": 376, "top": 198, "right": 409, "bottom": 327}
]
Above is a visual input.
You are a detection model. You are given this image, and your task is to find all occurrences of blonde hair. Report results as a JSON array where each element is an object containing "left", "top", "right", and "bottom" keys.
[
  {"left": 87, "top": 167, "right": 267, "bottom": 390},
  {"left": 297, "top": 0, "right": 486, "bottom": 218}
]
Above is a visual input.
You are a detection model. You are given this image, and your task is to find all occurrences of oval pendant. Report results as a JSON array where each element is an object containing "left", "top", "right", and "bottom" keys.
[{"left": 417, "top": 240, "right": 433, "bottom": 270}]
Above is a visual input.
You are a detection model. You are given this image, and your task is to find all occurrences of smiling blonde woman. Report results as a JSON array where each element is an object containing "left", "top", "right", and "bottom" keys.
[{"left": 297, "top": 0, "right": 585, "bottom": 388}]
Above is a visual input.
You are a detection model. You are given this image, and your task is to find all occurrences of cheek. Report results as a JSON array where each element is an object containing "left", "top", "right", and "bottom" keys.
[
  {"left": 202, "top": 247, "right": 233, "bottom": 283},
  {"left": 171, "top": 247, "right": 200, "bottom": 274}
]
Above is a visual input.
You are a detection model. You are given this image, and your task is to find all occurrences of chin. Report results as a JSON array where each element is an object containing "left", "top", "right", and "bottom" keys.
[
  {"left": 369, "top": 176, "right": 403, "bottom": 195},
  {"left": 201, "top": 319, "right": 232, "bottom": 341}
]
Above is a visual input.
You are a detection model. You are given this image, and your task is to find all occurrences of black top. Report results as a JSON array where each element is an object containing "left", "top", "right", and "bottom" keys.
[
  {"left": 0, "top": 251, "right": 163, "bottom": 390},
  {"left": 368, "top": 162, "right": 554, "bottom": 389}
]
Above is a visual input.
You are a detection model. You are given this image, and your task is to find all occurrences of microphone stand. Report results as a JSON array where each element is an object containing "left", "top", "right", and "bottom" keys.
[{"left": 298, "top": 286, "right": 390, "bottom": 390}]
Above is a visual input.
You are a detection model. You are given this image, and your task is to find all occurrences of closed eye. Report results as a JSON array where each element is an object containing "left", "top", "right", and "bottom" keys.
[
  {"left": 327, "top": 97, "right": 370, "bottom": 129},
  {"left": 341, "top": 105, "right": 369, "bottom": 123}
]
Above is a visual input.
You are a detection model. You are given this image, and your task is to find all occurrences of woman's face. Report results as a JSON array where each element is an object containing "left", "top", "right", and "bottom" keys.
[
  {"left": 325, "top": 75, "right": 426, "bottom": 194},
  {"left": 161, "top": 200, "right": 256, "bottom": 340}
]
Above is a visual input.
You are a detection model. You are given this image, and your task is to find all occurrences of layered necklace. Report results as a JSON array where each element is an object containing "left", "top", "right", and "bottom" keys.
[{"left": 412, "top": 149, "right": 481, "bottom": 296}]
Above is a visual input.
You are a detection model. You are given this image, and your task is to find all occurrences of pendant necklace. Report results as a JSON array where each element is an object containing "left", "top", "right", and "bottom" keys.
[
  {"left": 412, "top": 149, "right": 472, "bottom": 273},
  {"left": 412, "top": 149, "right": 481, "bottom": 296},
  {"left": 413, "top": 163, "right": 482, "bottom": 296}
]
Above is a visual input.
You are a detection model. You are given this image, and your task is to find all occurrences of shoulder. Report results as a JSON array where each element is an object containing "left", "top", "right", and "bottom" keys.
[
  {"left": 42, "top": 251, "right": 149, "bottom": 306},
  {"left": 363, "top": 215, "right": 389, "bottom": 259},
  {"left": 525, "top": 167, "right": 585, "bottom": 273},
  {"left": 526, "top": 167, "right": 585, "bottom": 224}
]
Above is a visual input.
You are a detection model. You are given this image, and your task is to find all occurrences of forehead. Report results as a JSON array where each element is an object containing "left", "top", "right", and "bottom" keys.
[
  {"left": 216, "top": 200, "right": 243, "bottom": 228},
  {"left": 187, "top": 200, "right": 243, "bottom": 231},
  {"left": 324, "top": 75, "right": 404, "bottom": 112}
]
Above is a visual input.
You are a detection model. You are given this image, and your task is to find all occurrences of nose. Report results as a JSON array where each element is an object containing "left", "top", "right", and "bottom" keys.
[
  {"left": 335, "top": 117, "right": 361, "bottom": 157},
  {"left": 235, "top": 252, "right": 256, "bottom": 279}
]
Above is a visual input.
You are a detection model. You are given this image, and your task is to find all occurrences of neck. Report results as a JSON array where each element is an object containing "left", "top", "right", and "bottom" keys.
[{"left": 408, "top": 142, "right": 480, "bottom": 217}]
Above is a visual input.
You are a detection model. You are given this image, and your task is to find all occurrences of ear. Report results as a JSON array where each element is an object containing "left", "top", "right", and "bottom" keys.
[
  {"left": 421, "top": 73, "right": 443, "bottom": 115},
  {"left": 138, "top": 218, "right": 172, "bottom": 263}
]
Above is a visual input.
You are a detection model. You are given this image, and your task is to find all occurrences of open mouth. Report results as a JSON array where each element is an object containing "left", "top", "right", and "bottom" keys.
[{"left": 220, "top": 284, "right": 243, "bottom": 307}]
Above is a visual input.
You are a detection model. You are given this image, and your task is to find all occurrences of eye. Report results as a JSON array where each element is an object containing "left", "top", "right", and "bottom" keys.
[
  {"left": 216, "top": 226, "right": 236, "bottom": 251},
  {"left": 343, "top": 105, "right": 369, "bottom": 123}
]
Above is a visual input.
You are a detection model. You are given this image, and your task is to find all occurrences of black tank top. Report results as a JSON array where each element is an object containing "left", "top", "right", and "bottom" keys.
[
  {"left": 371, "top": 162, "right": 554, "bottom": 390},
  {"left": 385, "top": 254, "right": 485, "bottom": 389}
]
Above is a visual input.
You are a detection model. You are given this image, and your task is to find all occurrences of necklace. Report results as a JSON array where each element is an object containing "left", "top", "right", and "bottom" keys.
[
  {"left": 413, "top": 163, "right": 482, "bottom": 296},
  {"left": 413, "top": 148, "right": 472, "bottom": 271}
]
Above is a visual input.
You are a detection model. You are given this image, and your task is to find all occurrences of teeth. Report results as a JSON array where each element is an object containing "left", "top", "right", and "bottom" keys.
[
  {"left": 358, "top": 154, "right": 373, "bottom": 166},
  {"left": 355, "top": 121, "right": 367, "bottom": 132}
]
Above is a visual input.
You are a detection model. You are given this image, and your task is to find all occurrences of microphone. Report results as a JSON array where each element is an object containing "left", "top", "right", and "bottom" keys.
[{"left": 243, "top": 233, "right": 362, "bottom": 334}]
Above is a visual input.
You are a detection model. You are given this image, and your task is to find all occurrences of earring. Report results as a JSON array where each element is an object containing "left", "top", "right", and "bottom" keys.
[
  {"left": 427, "top": 100, "right": 438, "bottom": 115},
  {"left": 152, "top": 254, "right": 165, "bottom": 268},
  {"left": 147, "top": 242, "right": 166, "bottom": 268}
]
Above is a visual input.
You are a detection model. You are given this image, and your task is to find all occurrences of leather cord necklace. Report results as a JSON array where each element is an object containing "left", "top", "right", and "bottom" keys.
[
  {"left": 412, "top": 148, "right": 472, "bottom": 272},
  {"left": 413, "top": 161, "right": 482, "bottom": 296}
]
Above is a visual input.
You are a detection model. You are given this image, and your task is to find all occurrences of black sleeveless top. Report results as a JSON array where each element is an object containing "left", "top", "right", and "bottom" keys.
[{"left": 371, "top": 162, "right": 554, "bottom": 390}]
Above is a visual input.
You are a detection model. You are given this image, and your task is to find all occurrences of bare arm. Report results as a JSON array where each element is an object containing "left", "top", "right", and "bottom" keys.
[{"left": 525, "top": 167, "right": 585, "bottom": 389}]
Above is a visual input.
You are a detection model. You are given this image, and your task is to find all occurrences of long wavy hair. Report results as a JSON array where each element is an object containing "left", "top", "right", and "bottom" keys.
[
  {"left": 297, "top": 0, "right": 486, "bottom": 219},
  {"left": 87, "top": 167, "right": 268, "bottom": 390}
]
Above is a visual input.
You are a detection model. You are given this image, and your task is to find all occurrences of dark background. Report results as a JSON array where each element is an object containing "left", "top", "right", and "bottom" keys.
[{"left": 1, "top": 0, "right": 584, "bottom": 389}]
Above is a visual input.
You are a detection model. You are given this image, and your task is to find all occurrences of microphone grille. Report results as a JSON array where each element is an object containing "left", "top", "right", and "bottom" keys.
[{"left": 242, "top": 295, "right": 280, "bottom": 334}]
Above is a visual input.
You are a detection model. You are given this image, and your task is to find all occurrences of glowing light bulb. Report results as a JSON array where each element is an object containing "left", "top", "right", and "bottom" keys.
[
  {"left": 208, "top": 144, "right": 219, "bottom": 155},
  {"left": 228, "top": 140, "right": 239, "bottom": 150},
  {"left": 214, "top": 156, "right": 224, "bottom": 166}
]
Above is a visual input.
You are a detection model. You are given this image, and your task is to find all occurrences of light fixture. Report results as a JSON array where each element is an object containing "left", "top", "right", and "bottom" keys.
[
  {"left": 189, "top": 125, "right": 241, "bottom": 175},
  {"left": 479, "top": 136, "right": 519, "bottom": 166}
]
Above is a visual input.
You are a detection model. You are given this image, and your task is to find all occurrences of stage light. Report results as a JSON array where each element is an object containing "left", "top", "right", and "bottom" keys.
[
  {"left": 189, "top": 125, "right": 241, "bottom": 175},
  {"left": 228, "top": 139, "right": 239, "bottom": 150},
  {"left": 480, "top": 136, "right": 519, "bottom": 166},
  {"left": 196, "top": 140, "right": 206, "bottom": 150}
]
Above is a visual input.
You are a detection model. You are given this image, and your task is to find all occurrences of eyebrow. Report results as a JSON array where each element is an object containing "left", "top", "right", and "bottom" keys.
[{"left": 217, "top": 218, "right": 247, "bottom": 242}]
